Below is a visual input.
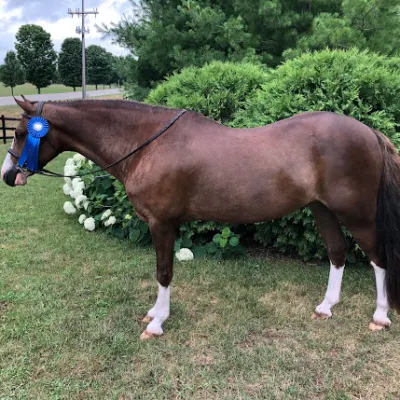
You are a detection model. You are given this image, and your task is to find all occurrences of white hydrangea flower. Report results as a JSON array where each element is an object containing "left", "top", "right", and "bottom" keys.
[
  {"left": 83, "top": 201, "right": 90, "bottom": 210},
  {"left": 84, "top": 217, "right": 96, "bottom": 231},
  {"left": 75, "top": 194, "right": 88, "bottom": 208},
  {"left": 104, "top": 216, "right": 117, "bottom": 227},
  {"left": 72, "top": 178, "right": 85, "bottom": 191},
  {"left": 63, "top": 183, "right": 71, "bottom": 196},
  {"left": 69, "top": 180, "right": 84, "bottom": 199},
  {"left": 64, "top": 164, "right": 77, "bottom": 177},
  {"left": 101, "top": 209, "right": 112, "bottom": 220},
  {"left": 64, "top": 177, "right": 72, "bottom": 184},
  {"left": 72, "top": 177, "right": 81, "bottom": 187},
  {"left": 69, "top": 188, "right": 81, "bottom": 199},
  {"left": 63, "top": 201, "right": 76, "bottom": 215},
  {"left": 66, "top": 158, "right": 75, "bottom": 166},
  {"left": 175, "top": 248, "right": 194, "bottom": 261},
  {"left": 78, "top": 214, "right": 87, "bottom": 224},
  {"left": 73, "top": 153, "right": 86, "bottom": 163},
  {"left": 76, "top": 183, "right": 85, "bottom": 193}
]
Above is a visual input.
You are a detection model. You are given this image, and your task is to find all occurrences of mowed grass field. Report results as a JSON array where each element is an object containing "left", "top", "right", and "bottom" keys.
[
  {"left": 1, "top": 146, "right": 400, "bottom": 399},
  {"left": 0, "top": 83, "right": 116, "bottom": 97}
]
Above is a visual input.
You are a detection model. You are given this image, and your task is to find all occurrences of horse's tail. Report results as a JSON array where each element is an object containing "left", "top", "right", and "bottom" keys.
[{"left": 374, "top": 128, "right": 400, "bottom": 312}]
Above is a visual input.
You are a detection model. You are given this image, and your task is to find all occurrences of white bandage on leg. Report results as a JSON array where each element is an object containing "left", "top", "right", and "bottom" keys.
[{"left": 315, "top": 261, "right": 344, "bottom": 317}]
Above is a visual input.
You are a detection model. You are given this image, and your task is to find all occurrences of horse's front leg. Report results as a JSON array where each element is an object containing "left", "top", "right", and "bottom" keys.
[{"left": 141, "top": 221, "right": 176, "bottom": 340}]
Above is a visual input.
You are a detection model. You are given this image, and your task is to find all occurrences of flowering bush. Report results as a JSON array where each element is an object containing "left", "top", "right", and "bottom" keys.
[{"left": 62, "top": 154, "right": 149, "bottom": 239}]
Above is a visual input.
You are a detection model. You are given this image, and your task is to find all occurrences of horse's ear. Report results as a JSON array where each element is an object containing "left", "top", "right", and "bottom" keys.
[{"left": 14, "top": 95, "right": 35, "bottom": 113}]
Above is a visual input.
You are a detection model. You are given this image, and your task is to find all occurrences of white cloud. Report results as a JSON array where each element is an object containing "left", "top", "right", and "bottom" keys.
[
  {"left": 0, "top": 0, "right": 23, "bottom": 30},
  {"left": 0, "top": 0, "right": 131, "bottom": 61}
]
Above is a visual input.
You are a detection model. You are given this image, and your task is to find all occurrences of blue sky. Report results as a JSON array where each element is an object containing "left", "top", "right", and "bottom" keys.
[{"left": 0, "top": 0, "right": 132, "bottom": 61}]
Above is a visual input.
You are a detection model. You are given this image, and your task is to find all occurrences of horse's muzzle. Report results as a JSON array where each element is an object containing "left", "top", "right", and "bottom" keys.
[{"left": 3, "top": 165, "right": 20, "bottom": 187}]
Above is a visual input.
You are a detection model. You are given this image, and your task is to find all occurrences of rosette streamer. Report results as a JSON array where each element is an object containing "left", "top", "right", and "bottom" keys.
[{"left": 18, "top": 116, "right": 49, "bottom": 171}]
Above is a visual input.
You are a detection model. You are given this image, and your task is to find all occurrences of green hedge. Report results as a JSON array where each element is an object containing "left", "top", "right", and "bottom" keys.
[
  {"left": 234, "top": 49, "right": 400, "bottom": 141},
  {"left": 145, "top": 61, "right": 269, "bottom": 124},
  {"left": 234, "top": 49, "right": 400, "bottom": 261}
]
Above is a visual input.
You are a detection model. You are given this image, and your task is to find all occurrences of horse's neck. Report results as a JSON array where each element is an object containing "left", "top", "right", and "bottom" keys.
[{"left": 55, "top": 103, "right": 174, "bottom": 182}]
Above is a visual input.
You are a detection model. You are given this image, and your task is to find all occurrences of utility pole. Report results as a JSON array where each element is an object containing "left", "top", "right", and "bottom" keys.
[{"left": 68, "top": 1, "right": 98, "bottom": 99}]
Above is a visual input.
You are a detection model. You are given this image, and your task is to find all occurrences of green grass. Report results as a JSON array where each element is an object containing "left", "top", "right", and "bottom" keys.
[
  {"left": 1, "top": 146, "right": 400, "bottom": 399},
  {"left": 0, "top": 83, "right": 116, "bottom": 97}
]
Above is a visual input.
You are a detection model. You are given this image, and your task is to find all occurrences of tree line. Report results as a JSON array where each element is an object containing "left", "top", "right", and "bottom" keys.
[{"left": 0, "top": 24, "right": 131, "bottom": 95}]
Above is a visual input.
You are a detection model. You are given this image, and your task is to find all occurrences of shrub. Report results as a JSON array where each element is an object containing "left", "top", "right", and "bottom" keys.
[
  {"left": 233, "top": 49, "right": 400, "bottom": 261},
  {"left": 145, "top": 61, "right": 269, "bottom": 124},
  {"left": 234, "top": 49, "right": 400, "bottom": 141},
  {"left": 62, "top": 155, "right": 152, "bottom": 245}
]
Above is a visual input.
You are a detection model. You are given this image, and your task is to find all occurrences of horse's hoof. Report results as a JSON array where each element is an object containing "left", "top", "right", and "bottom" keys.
[
  {"left": 140, "top": 330, "right": 162, "bottom": 340},
  {"left": 369, "top": 321, "right": 390, "bottom": 331},
  {"left": 312, "top": 312, "right": 331, "bottom": 320},
  {"left": 142, "top": 316, "right": 153, "bottom": 323}
]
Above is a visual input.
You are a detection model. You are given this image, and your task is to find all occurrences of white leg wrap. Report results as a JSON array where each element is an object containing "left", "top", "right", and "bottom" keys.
[
  {"left": 371, "top": 262, "right": 391, "bottom": 326},
  {"left": 145, "top": 283, "right": 170, "bottom": 335},
  {"left": 315, "top": 262, "right": 344, "bottom": 317}
]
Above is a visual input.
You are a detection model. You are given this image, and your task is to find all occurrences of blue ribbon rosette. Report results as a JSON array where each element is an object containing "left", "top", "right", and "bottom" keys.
[{"left": 18, "top": 116, "right": 50, "bottom": 172}]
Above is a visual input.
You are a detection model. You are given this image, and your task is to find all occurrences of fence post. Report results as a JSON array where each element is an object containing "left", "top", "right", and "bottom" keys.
[{"left": 1, "top": 115, "right": 6, "bottom": 144}]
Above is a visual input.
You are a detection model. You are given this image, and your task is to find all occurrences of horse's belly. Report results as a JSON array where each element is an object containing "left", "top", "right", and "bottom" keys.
[{"left": 187, "top": 171, "right": 313, "bottom": 224}]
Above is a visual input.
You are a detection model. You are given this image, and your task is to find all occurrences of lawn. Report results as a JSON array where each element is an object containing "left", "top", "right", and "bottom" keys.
[
  {"left": 0, "top": 83, "right": 118, "bottom": 97},
  {"left": 1, "top": 146, "right": 400, "bottom": 399}
]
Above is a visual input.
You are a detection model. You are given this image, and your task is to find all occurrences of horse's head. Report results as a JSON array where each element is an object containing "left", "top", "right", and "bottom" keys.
[{"left": 2, "top": 97, "right": 60, "bottom": 186}]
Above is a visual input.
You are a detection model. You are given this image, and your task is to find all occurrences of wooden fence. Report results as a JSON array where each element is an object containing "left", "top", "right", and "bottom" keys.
[{"left": 1, "top": 115, "right": 20, "bottom": 144}]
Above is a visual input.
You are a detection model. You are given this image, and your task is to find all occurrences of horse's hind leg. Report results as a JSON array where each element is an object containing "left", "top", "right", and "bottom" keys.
[
  {"left": 340, "top": 223, "right": 391, "bottom": 330},
  {"left": 309, "top": 202, "right": 346, "bottom": 319}
]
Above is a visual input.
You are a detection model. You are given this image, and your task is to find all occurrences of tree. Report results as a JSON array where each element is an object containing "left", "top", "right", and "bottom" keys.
[
  {"left": 86, "top": 45, "right": 113, "bottom": 90},
  {"left": 100, "top": 0, "right": 342, "bottom": 90},
  {"left": 107, "top": 56, "right": 132, "bottom": 87},
  {"left": 59, "top": 38, "right": 82, "bottom": 91},
  {"left": 102, "top": 0, "right": 400, "bottom": 93},
  {"left": 0, "top": 51, "right": 25, "bottom": 95},
  {"left": 15, "top": 24, "right": 57, "bottom": 94},
  {"left": 284, "top": 0, "right": 400, "bottom": 59}
]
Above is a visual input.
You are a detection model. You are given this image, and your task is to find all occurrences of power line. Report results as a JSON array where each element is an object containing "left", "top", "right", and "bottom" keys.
[{"left": 67, "top": 1, "right": 99, "bottom": 99}]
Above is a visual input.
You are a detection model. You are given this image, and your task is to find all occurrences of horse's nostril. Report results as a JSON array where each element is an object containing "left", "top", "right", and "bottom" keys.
[{"left": 3, "top": 166, "right": 19, "bottom": 187}]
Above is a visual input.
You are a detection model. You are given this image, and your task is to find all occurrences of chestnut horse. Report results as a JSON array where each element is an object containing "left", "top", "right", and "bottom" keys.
[{"left": 2, "top": 98, "right": 400, "bottom": 339}]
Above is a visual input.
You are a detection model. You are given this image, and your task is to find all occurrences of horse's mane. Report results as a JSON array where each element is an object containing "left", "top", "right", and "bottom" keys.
[{"left": 47, "top": 99, "right": 173, "bottom": 114}]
